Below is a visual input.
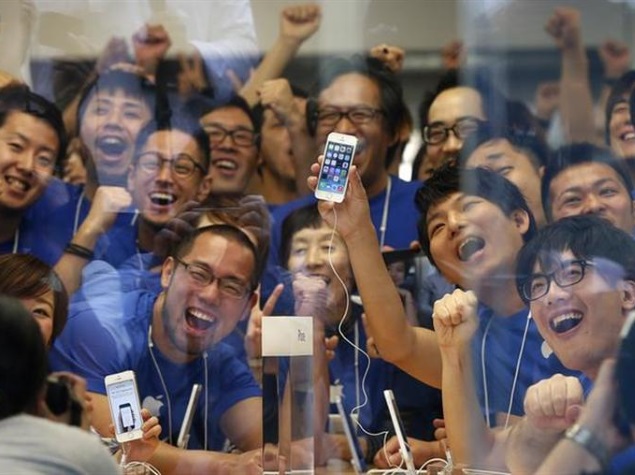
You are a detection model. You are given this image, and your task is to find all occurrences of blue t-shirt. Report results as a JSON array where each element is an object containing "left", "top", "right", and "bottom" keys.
[
  {"left": 49, "top": 288, "right": 261, "bottom": 450},
  {"left": 264, "top": 177, "right": 423, "bottom": 314},
  {"left": 330, "top": 314, "right": 443, "bottom": 441},
  {"left": 28, "top": 179, "right": 139, "bottom": 268},
  {"left": 0, "top": 179, "right": 86, "bottom": 264},
  {"left": 472, "top": 304, "right": 590, "bottom": 425}
]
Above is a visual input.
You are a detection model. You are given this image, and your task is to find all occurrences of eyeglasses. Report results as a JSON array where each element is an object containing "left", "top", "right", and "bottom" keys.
[
  {"left": 137, "top": 152, "right": 206, "bottom": 178},
  {"left": 203, "top": 124, "right": 257, "bottom": 148},
  {"left": 423, "top": 117, "right": 482, "bottom": 145},
  {"left": 519, "top": 259, "right": 594, "bottom": 302},
  {"left": 175, "top": 258, "right": 251, "bottom": 299},
  {"left": 316, "top": 107, "right": 384, "bottom": 127}
]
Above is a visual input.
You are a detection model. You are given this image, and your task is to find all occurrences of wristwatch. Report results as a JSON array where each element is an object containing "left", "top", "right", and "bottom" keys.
[{"left": 565, "top": 423, "right": 611, "bottom": 471}]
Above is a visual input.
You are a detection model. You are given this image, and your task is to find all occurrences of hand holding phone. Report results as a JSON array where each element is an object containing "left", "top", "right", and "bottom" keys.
[
  {"left": 315, "top": 132, "right": 358, "bottom": 203},
  {"left": 105, "top": 370, "right": 144, "bottom": 443}
]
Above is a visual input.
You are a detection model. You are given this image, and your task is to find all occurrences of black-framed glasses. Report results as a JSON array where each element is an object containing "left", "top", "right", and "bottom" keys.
[
  {"left": 137, "top": 152, "right": 206, "bottom": 178},
  {"left": 316, "top": 107, "right": 384, "bottom": 127},
  {"left": 203, "top": 124, "right": 258, "bottom": 148},
  {"left": 423, "top": 117, "right": 482, "bottom": 145},
  {"left": 519, "top": 259, "right": 594, "bottom": 302},
  {"left": 175, "top": 258, "right": 251, "bottom": 299}
]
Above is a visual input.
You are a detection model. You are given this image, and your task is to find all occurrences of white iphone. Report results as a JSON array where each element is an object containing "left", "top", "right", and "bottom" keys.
[
  {"left": 105, "top": 370, "right": 144, "bottom": 443},
  {"left": 314, "top": 132, "right": 358, "bottom": 203}
]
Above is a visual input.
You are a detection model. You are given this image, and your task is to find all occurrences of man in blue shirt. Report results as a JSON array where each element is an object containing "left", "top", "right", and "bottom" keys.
[
  {"left": 0, "top": 85, "right": 67, "bottom": 264},
  {"left": 50, "top": 224, "right": 265, "bottom": 473}
]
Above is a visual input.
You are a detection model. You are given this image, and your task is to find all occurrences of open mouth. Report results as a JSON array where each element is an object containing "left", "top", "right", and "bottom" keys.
[
  {"left": 185, "top": 308, "right": 216, "bottom": 332},
  {"left": 212, "top": 159, "right": 238, "bottom": 171},
  {"left": 5, "top": 175, "right": 31, "bottom": 193},
  {"left": 149, "top": 191, "right": 176, "bottom": 206},
  {"left": 458, "top": 237, "right": 485, "bottom": 262},
  {"left": 549, "top": 312, "right": 583, "bottom": 334},
  {"left": 619, "top": 131, "right": 635, "bottom": 142},
  {"left": 96, "top": 136, "right": 127, "bottom": 156}
]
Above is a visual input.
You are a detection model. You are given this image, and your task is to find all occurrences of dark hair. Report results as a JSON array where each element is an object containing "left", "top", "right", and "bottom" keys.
[
  {"left": 76, "top": 69, "right": 155, "bottom": 133},
  {"left": 307, "top": 55, "right": 407, "bottom": 139},
  {"left": 196, "top": 194, "right": 270, "bottom": 282},
  {"left": 280, "top": 205, "right": 325, "bottom": 268},
  {"left": 0, "top": 295, "right": 48, "bottom": 419},
  {"left": 0, "top": 254, "right": 68, "bottom": 345},
  {"left": 172, "top": 224, "right": 260, "bottom": 290},
  {"left": 0, "top": 84, "right": 67, "bottom": 166},
  {"left": 415, "top": 163, "right": 537, "bottom": 268},
  {"left": 541, "top": 143, "right": 634, "bottom": 222},
  {"left": 132, "top": 112, "right": 211, "bottom": 171},
  {"left": 515, "top": 215, "right": 635, "bottom": 304},
  {"left": 418, "top": 69, "right": 459, "bottom": 132},
  {"left": 199, "top": 95, "right": 261, "bottom": 149},
  {"left": 460, "top": 120, "right": 549, "bottom": 170},
  {"left": 605, "top": 70, "right": 635, "bottom": 145}
]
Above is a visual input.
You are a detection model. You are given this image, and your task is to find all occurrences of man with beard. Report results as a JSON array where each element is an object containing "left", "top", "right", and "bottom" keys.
[
  {"left": 50, "top": 224, "right": 266, "bottom": 473},
  {"left": 54, "top": 111, "right": 211, "bottom": 295}
]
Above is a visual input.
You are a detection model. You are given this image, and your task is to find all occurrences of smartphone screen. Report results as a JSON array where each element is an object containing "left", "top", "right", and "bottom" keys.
[
  {"left": 105, "top": 372, "right": 143, "bottom": 442},
  {"left": 315, "top": 132, "right": 357, "bottom": 203}
]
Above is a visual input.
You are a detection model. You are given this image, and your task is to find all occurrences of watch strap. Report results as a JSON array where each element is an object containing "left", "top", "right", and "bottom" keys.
[{"left": 565, "top": 423, "right": 611, "bottom": 471}]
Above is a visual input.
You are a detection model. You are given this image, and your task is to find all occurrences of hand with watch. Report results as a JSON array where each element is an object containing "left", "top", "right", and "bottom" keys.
[{"left": 537, "top": 359, "right": 631, "bottom": 474}]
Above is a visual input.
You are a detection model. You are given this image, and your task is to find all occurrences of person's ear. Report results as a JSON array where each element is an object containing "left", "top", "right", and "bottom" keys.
[
  {"left": 511, "top": 209, "right": 531, "bottom": 235},
  {"left": 197, "top": 175, "right": 213, "bottom": 202},
  {"left": 160, "top": 257, "right": 176, "bottom": 289},
  {"left": 538, "top": 165, "right": 545, "bottom": 178},
  {"left": 620, "top": 280, "right": 635, "bottom": 311}
]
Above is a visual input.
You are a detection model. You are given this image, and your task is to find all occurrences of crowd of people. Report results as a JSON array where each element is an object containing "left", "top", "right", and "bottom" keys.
[{"left": 1, "top": 1, "right": 635, "bottom": 474}]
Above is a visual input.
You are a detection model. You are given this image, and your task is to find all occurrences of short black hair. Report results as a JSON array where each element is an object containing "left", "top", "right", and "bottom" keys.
[
  {"left": 516, "top": 215, "right": 635, "bottom": 304},
  {"left": 415, "top": 163, "right": 537, "bottom": 268},
  {"left": 541, "top": 143, "right": 633, "bottom": 222},
  {"left": 199, "top": 94, "right": 261, "bottom": 149},
  {"left": 307, "top": 55, "right": 406, "bottom": 139},
  {"left": 76, "top": 69, "right": 155, "bottom": 131},
  {"left": 460, "top": 120, "right": 549, "bottom": 170},
  {"left": 172, "top": 224, "right": 260, "bottom": 290},
  {"left": 280, "top": 204, "right": 324, "bottom": 268},
  {"left": 0, "top": 84, "right": 67, "bottom": 166},
  {"left": 0, "top": 295, "right": 48, "bottom": 419},
  {"left": 132, "top": 111, "right": 211, "bottom": 171},
  {"left": 605, "top": 70, "right": 635, "bottom": 145}
]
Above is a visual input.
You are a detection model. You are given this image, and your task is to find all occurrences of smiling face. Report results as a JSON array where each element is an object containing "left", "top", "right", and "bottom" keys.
[
  {"left": 20, "top": 290, "right": 55, "bottom": 346},
  {"left": 549, "top": 162, "right": 635, "bottom": 233},
  {"left": 286, "top": 224, "right": 353, "bottom": 325},
  {"left": 529, "top": 250, "right": 633, "bottom": 378},
  {"left": 426, "top": 87, "right": 485, "bottom": 165},
  {"left": 159, "top": 232, "right": 256, "bottom": 359},
  {"left": 466, "top": 139, "right": 545, "bottom": 227},
  {"left": 608, "top": 96, "right": 635, "bottom": 159},
  {"left": 201, "top": 106, "right": 258, "bottom": 195},
  {"left": 426, "top": 193, "right": 529, "bottom": 290},
  {"left": 79, "top": 89, "right": 151, "bottom": 185},
  {"left": 129, "top": 129, "right": 206, "bottom": 227},
  {"left": 0, "top": 111, "right": 59, "bottom": 212},
  {"left": 315, "top": 73, "right": 393, "bottom": 197}
]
